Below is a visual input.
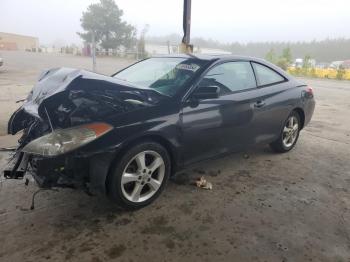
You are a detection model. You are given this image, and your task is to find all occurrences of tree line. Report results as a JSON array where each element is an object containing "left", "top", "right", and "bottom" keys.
[
  {"left": 78, "top": 0, "right": 350, "bottom": 63},
  {"left": 147, "top": 34, "right": 350, "bottom": 63}
]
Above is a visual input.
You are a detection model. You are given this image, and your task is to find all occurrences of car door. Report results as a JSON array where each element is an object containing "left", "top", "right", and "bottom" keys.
[
  {"left": 250, "top": 62, "right": 293, "bottom": 144},
  {"left": 180, "top": 60, "right": 260, "bottom": 165}
]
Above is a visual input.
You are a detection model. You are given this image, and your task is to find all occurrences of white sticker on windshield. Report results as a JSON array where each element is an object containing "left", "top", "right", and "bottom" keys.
[{"left": 176, "top": 63, "right": 200, "bottom": 72}]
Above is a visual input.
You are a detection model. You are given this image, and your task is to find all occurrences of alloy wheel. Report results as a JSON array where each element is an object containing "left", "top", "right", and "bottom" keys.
[
  {"left": 121, "top": 150, "right": 165, "bottom": 203},
  {"left": 282, "top": 116, "right": 299, "bottom": 148}
]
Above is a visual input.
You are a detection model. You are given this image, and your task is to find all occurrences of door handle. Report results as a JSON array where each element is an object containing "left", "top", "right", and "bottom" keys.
[{"left": 254, "top": 100, "right": 266, "bottom": 108}]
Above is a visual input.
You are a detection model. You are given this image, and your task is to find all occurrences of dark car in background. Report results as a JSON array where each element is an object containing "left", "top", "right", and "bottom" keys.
[{"left": 4, "top": 54, "right": 315, "bottom": 209}]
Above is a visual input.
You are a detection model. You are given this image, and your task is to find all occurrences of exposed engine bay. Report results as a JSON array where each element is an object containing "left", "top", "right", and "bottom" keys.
[{"left": 4, "top": 67, "right": 162, "bottom": 191}]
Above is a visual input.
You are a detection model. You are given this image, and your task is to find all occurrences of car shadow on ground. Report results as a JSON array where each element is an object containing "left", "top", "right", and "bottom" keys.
[{"left": 0, "top": 144, "right": 277, "bottom": 235}]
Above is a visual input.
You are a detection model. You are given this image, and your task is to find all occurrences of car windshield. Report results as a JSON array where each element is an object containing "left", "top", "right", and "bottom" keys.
[{"left": 113, "top": 57, "right": 205, "bottom": 96}]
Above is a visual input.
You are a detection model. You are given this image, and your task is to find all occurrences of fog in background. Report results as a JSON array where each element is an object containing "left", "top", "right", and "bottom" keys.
[{"left": 1, "top": 0, "right": 349, "bottom": 45}]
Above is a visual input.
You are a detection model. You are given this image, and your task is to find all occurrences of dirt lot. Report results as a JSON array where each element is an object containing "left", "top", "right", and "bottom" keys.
[{"left": 0, "top": 51, "right": 349, "bottom": 262}]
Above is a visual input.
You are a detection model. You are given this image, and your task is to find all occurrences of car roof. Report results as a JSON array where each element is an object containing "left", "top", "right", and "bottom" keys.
[
  {"left": 150, "top": 53, "right": 292, "bottom": 81},
  {"left": 152, "top": 53, "right": 265, "bottom": 62}
]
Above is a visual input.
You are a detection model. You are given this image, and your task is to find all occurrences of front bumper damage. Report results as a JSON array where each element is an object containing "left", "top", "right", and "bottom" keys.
[
  {"left": 4, "top": 148, "right": 116, "bottom": 193},
  {"left": 12, "top": 153, "right": 88, "bottom": 188},
  {"left": 3, "top": 67, "right": 157, "bottom": 194}
]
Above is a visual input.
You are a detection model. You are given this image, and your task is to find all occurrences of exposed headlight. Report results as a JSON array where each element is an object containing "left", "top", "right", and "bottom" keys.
[{"left": 22, "top": 122, "right": 113, "bottom": 156}]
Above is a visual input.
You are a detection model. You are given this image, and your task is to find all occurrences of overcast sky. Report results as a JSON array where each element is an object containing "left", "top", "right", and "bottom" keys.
[{"left": 1, "top": 0, "right": 349, "bottom": 45}]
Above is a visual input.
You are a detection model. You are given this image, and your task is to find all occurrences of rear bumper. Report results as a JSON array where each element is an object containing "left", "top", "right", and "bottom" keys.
[{"left": 303, "top": 98, "right": 315, "bottom": 127}]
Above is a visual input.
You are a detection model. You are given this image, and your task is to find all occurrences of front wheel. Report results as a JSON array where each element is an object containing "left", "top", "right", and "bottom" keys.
[
  {"left": 107, "top": 141, "right": 171, "bottom": 210},
  {"left": 270, "top": 111, "right": 301, "bottom": 153}
]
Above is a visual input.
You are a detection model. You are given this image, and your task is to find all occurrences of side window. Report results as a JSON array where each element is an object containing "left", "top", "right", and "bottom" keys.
[
  {"left": 199, "top": 61, "right": 256, "bottom": 94},
  {"left": 252, "top": 63, "right": 285, "bottom": 86}
]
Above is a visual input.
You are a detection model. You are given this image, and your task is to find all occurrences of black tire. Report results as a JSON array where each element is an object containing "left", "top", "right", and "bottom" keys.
[
  {"left": 107, "top": 141, "right": 171, "bottom": 210},
  {"left": 270, "top": 111, "right": 301, "bottom": 153}
]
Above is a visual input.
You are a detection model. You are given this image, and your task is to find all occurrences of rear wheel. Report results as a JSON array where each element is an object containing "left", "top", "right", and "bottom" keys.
[
  {"left": 270, "top": 111, "right": 301, "bottom": 153},
  {"left": 107, "top": 141, "right": 171, "bottom": 210}
]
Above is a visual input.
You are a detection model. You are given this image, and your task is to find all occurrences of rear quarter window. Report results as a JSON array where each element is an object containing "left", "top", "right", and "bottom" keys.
[{"left": 252, "top": 62, "right": 286, "bottom": 86}]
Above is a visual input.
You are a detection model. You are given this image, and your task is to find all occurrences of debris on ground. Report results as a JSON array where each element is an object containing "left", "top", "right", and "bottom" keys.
[
  {"left": 243, "top": 154, "right": 250, "bottom": 159},
  {"left": 195, "top": 176, "right": 212, "bottom": 190}
]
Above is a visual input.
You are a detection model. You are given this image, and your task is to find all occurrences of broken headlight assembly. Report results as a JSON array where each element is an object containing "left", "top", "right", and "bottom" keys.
[{"left": 22, "top": 122, "right": 113, "bottom": 156}]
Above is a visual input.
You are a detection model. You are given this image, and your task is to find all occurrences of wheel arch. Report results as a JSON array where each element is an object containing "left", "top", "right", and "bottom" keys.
[
  {"left": 293, "top": 107, "right": 305, "bottom": 129},
  {"left": 123, "top": 134, "right": 178, "bottom": 172}
]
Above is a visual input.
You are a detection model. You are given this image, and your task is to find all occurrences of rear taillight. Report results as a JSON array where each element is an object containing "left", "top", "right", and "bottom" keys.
[
  {"left": 304, "top": 86, "right": 314, "bottom": 98},
  {"left": 306, "top": 86, "right": 313, "bottom": 95}
]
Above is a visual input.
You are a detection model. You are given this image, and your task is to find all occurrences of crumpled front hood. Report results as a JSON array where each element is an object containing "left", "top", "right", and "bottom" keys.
[
  {"left": 24, "top": 67, "right": 157, "bottom": 118},
  {"left": 8, "top": 67, "right": 161, "bottom": 135}
]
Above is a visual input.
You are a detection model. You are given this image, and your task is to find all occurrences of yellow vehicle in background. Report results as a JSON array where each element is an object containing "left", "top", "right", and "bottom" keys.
[{"left": 288, "top": 67, "right": 350, "bottom": 80}]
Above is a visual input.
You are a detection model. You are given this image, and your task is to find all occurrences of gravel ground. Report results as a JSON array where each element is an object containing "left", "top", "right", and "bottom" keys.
[{"left": 0, "top": 51, "right": 349, "bottom": 262}]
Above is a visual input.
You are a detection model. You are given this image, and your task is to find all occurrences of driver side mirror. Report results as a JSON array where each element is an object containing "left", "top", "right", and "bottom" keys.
[{"left": 192, "top": 86, "right": 220, "bottom": 100}]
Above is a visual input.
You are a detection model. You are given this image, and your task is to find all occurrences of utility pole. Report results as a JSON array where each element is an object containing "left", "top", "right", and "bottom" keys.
[
  {"left": 180, "top": 0, "right": 193, "bottom": 53},
  {"left": 91, "top": 32, "right": 96, "bottom": 72},
  {"left": 167, "top": 41, "right": 171, "bottom": 54}
]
